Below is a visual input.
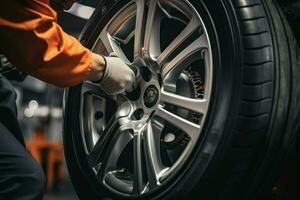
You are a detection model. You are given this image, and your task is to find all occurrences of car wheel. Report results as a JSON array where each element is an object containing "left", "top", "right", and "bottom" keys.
[{"left": 63, "top": 0, "right": 300, "bottom": 199}]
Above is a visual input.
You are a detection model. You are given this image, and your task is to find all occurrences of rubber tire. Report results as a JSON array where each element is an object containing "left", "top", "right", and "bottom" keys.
[{"left": 63, "top": 0, "right": 300, "bottom": 199}]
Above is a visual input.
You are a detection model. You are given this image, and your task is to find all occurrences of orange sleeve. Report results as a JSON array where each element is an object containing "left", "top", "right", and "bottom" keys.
[{"left": 0, "top": 0, "right": 92, "bottom": 87}]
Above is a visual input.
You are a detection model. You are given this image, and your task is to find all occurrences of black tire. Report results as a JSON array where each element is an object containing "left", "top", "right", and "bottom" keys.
[{"left": 63, "top": 0, "right": 300, "bottom": 199}]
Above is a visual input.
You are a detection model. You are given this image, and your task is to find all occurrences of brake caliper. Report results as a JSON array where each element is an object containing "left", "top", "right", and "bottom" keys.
[{"left": 162, "top": 67, "right": 205, "bottom": 151}]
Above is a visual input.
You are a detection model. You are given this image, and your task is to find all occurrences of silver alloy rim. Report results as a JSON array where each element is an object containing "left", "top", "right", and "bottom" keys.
[{"left": 79, "top": 0, "right": 212, "bottom": 197}]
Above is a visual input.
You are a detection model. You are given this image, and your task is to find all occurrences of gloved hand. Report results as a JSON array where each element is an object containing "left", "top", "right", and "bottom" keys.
[
  {"left": 99, "top": 53, "right": 135, "bottom": 95},
  {"left": 87, "top": 53, "right": 135, "bottom": 95}
]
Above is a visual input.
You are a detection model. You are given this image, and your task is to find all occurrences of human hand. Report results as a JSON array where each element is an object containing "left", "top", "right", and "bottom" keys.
[{"left": 99, "top": 53, "right": 135, "bottom": 95}]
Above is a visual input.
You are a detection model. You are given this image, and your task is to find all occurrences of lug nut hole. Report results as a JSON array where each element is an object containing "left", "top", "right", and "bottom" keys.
[
  {"left": 126, "top": 87, "right": 141, "bottom": 101},
  {"left": 132, "top": 108, "right": 144, "bottom": 120},
  {"left": 140, "top": 66, "right": 152, "bottom": 82}
]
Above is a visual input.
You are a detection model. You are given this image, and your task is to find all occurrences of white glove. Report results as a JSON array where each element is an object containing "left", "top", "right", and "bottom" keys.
[{"left": 99, "top": 53, "right": 135, "bottom": 95}]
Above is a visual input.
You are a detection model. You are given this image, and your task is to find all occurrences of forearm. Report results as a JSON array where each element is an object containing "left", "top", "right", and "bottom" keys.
[{"left": 0, "top": 0, "right": 105, "bottom": 87}]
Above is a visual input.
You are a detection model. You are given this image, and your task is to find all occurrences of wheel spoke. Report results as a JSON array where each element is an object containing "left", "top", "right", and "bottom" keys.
[
  {"left": 203, "top": 49, "right": 212, "bottom": 99},
  {"left": 133, "top": 126, "right": 146, "bottom": 194},
  {"left": 99, "top": 30, "right": 130, "bottom": 63},
  {"left": 88, "top": 99, "right": 134, "bottom": 169},
  {"left": 161, "top": 89, "right": 207, "bottom": 114},
  {"left": 88, "top": 117, "right": 119, "bottom": 169},
  {"left": 143, "top": 0, "right": 163, "bottom": 59},
  {"left": 98, "top": 29, "right": 114, "bottom": 54},
  {"left": 134, "top": 0, "right": 147, "bottom": 59},
  {"left": 104, "top": 130, "right": 134, "bottom": 171},
  {"left": 161, "top": 34, "right": 208, "bottom": 83},
  {"left": 144, "top": 120, "right": 166, "bottom": 188},
  {"left": 157, "top": 16, "right": 203, "bottom": 66},
  {"left": 134, "top": 0, "right": 163, "bottom": 59},
  {"left": 156, "top": 106, "right": 200, "bottom": 141}
]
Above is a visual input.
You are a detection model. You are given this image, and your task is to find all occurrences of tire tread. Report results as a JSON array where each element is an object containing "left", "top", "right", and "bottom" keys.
[{"left": 222, "top": 0, "right": 276, "bottom": 196}]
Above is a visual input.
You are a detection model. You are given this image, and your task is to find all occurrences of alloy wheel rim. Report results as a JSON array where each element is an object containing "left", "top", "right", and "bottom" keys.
[{"left": 79, "top": 0, "right": 213, "bottom": 197}]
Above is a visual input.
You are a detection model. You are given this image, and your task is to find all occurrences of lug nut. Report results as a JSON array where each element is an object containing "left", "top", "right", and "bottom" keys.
[{"left": 144, "top": 85, "right": 159, "bottom": 108}]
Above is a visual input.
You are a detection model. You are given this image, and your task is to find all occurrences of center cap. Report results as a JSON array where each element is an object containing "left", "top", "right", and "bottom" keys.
[{"left": 144, "top": 85, "right": 159, "bottom": 108}]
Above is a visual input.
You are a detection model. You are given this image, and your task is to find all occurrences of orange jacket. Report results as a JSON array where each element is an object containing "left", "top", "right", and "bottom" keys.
[{"left": 0, "top": 0, "right": 92, "bottom": 87}]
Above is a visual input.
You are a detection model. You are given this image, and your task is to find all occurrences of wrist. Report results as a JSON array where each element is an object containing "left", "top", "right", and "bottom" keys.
[{"left": 86, "top": 53, "right": 106, "bottom": 82}]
